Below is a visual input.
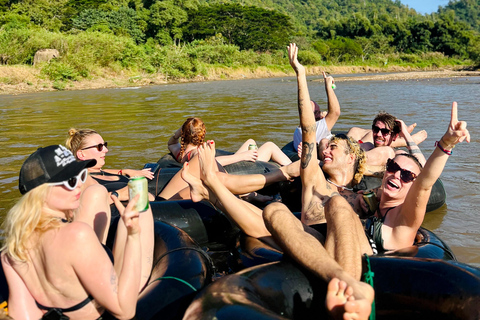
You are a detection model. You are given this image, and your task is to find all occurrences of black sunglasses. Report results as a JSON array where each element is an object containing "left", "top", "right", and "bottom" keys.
[
  {"left": 372, "top": 125, "right": 392, "bottom": 136},
  {"left": 386, "top": 158, "right": 417, "bottom": 183},
  {"left": 81, "top": 142, "right": 108, "bottom": 151}
]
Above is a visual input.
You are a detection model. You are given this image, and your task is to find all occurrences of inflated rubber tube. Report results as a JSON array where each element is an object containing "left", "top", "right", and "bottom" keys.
[
  {"left": 135, "top": 220, "right": 214, "bottom": 320},
  {"left": 183, "top": 256, "right": 480, "bottom": 320},
  {"left": 150, "top": 200, "right": 239, "bottom": 247}
]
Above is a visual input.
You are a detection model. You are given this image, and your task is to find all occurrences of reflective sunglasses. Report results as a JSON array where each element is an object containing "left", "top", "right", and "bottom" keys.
[
  {"left": 81, "top": 142, "right": 108, "bottom": 151},
  {"left": 372, "top": 125, "right": 392, "bottom": 136},
  {"left": 49, "top": 169, "right": 88, "bottom": 190},
  {"left": 386, "top": 158, "right": 417, "bottom": 183}
]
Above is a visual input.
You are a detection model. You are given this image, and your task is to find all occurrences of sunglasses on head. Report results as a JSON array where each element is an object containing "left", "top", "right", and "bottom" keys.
[
  {"left": 49, "top": 168, "right": 88, "bottom": 190},
  {"left": 81, "top": 142, "right": 108, "bottom": 151},
  {"left": 386, "top": 158, "right": 417, "bottom": 183},
  {"left": 372, "top": 125, "right": 392, "bottom": 136}
]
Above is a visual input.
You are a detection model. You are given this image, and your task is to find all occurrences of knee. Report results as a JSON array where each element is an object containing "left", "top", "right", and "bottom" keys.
[
  {"left": 245, "top": 138, "right": 256, "bottom": 145},
  {"left": 263, "top": 202, "right": 289, "bottom": 225},
  {"left": 324, "top": 195, "right": 351, "bottom": 219}
]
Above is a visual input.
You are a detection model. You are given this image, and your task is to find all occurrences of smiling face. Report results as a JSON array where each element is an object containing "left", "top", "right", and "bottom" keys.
[
  {"left": 381, "top": 155, "right": 421, "bottom": 202},
  {"left": 322, "top": 138, "right": 355, "bottom": 174},
  {"left": 372, "top": 121, "right": 395, "bottom": 147},
  {"left": 76, "top": 133, "right": 108, "bottom": 170}
]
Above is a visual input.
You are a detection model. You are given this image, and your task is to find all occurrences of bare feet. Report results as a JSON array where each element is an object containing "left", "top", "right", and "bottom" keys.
[
  {"left": 411, "top": 129, "right": 427, "bottom": 145},
  {"left": 181, "top": 162, "right": 209, "bottom": 202},
  {"left": 407, "top": 122, "right": 417, "bottom": 133},
  {"left": 326, "top": 278, "right": 373, "bottom": 320}
]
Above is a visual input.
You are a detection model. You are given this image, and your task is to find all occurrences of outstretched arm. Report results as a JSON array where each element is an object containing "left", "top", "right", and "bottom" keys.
[
  {"left": 322, "top": 71, "right": 341, "bottom": 131},
  {"left": 399, "top": 102, "right": 470, "bottom": 229},
  {"left": 288, "top": 43, "right": 322, "bottom": 188}
]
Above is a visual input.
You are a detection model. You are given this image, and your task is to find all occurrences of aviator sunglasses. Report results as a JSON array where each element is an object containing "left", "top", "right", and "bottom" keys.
[
  {"left": 386, "top": 158, "right": 417, "bottom": 183},
  {"left": 81, "top": 142, "right": 108, "bottom": 152},
  {"left": 49, "top": 168, "right": 88, "bottom": 190},
  {"left": 372, "top": 125, "right": 392, "bottom": 136}
]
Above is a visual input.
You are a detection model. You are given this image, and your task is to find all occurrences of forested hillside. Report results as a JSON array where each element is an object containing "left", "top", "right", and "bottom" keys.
[{"left": 0, "top": 0, "right": 478, "bottom": 89}]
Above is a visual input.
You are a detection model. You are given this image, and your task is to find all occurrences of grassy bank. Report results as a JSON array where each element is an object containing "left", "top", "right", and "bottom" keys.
[{"left": 1, "top": 63, "right": 478, "bottom": 96}]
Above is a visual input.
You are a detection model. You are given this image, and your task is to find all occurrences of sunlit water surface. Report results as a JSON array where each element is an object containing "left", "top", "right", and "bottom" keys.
[{"left": 1, "top": 74, "right": 479, "bottom": 267}]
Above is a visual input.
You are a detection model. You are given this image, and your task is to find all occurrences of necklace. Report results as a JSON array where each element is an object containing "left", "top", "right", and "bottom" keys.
[{"left": 327, "top": 178, "right": 353, "bottom": 191}]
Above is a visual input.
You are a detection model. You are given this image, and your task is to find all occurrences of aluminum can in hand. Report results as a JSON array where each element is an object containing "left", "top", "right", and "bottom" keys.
[{"left": 128, "top": 176, "right": 149, "bottom": 212}]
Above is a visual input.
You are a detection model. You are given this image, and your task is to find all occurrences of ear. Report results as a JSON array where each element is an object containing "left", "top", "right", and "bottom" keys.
[
  {"left": 76, "top": 150, "right": 86, "bottom": 160},
  {"left": 348, "top": 152, "right": 356, "bottom": 164}
]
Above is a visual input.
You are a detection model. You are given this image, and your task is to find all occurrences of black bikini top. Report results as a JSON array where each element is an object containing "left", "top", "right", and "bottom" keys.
[{"left": 90, "top": 171, "right": 129, "bottom": 192}]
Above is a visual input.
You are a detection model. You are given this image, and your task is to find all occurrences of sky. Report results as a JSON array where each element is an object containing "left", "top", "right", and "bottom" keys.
[{"left": 398, "top": 0, "right": 451, "bottom": 14}]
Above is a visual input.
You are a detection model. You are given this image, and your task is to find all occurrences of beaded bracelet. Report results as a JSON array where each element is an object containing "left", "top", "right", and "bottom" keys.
[
  {"left": 435, "top": 141, "right": 452, "bottom": 155},
  {"left": 118, "top": 169, "right": 123, "bottom": 175}
]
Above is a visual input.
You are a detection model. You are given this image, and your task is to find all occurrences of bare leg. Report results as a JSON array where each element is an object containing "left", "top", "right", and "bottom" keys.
[
  {"left": 161, "top": 155, "right": 299, "bottom": 200},
  {"left": 365, "top": 146, "right": 395, "bottom": 166},
  {"left": 113, "top": 205, "right": 154, "bottom": 292},
  {"left": 76, "top": 184, "right": 111, "bottom": 244},
  {"left": 181, "top": 142, "right": 272, "bottom": 239},
  {"left": 263, "top": 201, "right": 373, "bottom": 320},
  {"left": 257, "top": 141, "right": 292, "bottom": 166},
  {"left": 347, "top": 127, "right": 370, "bottom": 141}
]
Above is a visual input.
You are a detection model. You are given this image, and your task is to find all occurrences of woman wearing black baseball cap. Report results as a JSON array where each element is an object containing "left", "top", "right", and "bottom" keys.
[{"left": 1, "top": 145, "right": 147, "bottom": 319}]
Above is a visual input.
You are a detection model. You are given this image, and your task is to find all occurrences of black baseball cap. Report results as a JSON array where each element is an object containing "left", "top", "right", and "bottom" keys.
[{"left": 19, "top": 145, "right": 96, "bottom": 195}]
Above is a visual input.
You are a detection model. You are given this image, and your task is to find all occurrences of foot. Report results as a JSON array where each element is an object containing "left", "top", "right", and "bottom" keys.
[
  {"left": 198, "top": 141, "right": 221, "bottom": 186},
  {"left": 326, "top": 278, "right": 373, "bottom": 320},
  {"left": 181, "top": 162, "right": 209, "bottom": 202},
  {"left": 412, "top": 129, "right": 427, "bottom": 145},
  {"left": 407, "top": 123, "right": 417, "bottom": 133}
]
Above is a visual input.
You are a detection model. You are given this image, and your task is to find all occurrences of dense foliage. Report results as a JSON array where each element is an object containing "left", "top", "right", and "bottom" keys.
[{"left": 0, "top": 0, "right": 478, "bottom": 84}]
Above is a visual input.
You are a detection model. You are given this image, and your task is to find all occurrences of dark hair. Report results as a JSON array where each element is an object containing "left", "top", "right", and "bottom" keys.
[
  {"left": 394, "top": 153, "right": 423, "bottom": 171},
  {"left": 373, "top": 112, "right": 400, "bottom": 135}
]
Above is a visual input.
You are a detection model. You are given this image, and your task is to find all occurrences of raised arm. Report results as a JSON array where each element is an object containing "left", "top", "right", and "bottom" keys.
[
  {"left": 288, "top": 43, "right": 321, "bottom": 186},
  {"left": 168, "top": 127, "right": 182, "bottom": 159},
  {"left": 74, "top": 196, "right": 142, "bottom": 319},
  {"left": 395, "top": 119, "right": 426, "bottom": 166},
  {"left": 400, "top": 102, "right": 470, "bottom": 228},
  {"left": 322, "top": 71, "right": 341, "bottom": 131}
]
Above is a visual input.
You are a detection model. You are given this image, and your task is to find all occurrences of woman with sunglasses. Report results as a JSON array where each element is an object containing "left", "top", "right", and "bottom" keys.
[
  {"left": 66, "top": 128, "right": 155, "bottom": 202},
  {"left": 1, "top": 145, "right": 147, "bottom": 319}
]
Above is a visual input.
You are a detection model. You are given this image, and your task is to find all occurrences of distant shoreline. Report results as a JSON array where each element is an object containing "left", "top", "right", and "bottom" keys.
[{"left": 1, "top": 64, "right": 478, "bottom": 96}]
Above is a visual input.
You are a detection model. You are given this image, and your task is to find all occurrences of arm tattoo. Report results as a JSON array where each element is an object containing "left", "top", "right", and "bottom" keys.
[
  {"left": 301, "top": 142, "right": 315, "bottom": 169},
  {"left": 110, "top": 266, "right": 118, "bottom": 294}
]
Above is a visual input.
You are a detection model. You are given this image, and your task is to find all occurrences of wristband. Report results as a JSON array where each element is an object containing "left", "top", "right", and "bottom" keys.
[
  {"left": 111, "top": 191, "right": 119, "bottom": 198},
  {"left": 118, "top": 170, "right": 123, "bottom": 175},
  {"left": 435, "top": 141, "right": 452, "bottom": 155}
]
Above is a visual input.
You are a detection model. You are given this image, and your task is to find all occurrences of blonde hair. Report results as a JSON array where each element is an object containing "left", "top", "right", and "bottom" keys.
[
  {"left": 180, "top": 118, "right": 206, "bottom": 159},
  {"left": 65, "top": 128, "right": 99, "bottom": 159},
  {"left": 1, "top": 184, "right": 68, "bottom": 263},
  {"left": 330, "top": 135, "right": 366, "bottom": 186}
]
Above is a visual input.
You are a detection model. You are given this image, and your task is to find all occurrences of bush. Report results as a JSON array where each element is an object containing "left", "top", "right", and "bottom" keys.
[
  {"left": 41, "top": 61, "right": 78, "bottom": 81},
  {"left": 298, "top": 50, "right": 322, "bottom": 65}
]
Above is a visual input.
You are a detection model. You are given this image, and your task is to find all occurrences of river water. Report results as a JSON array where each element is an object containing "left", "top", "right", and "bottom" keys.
[{"left": 1, "top": 74, "right": 479, "bottom": 267}]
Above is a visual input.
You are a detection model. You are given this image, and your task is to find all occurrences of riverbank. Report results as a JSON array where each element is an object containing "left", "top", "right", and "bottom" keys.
[{"left": 1, "top": 64, "right": 479, "bottom": 95}]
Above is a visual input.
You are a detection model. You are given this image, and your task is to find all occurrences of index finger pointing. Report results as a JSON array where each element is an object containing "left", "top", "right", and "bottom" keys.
[{"left": 450, "top": 101, "right": 458, "bottom": 125}]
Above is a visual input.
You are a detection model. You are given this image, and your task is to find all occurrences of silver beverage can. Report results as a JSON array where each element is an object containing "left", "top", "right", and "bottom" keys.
[
  {"left": 128, "top": 176, "right": 149, "bottom": 212},
  {"left": 248, "top": 144, "right": 257, "bottom": 150},
  {"left": 362, "top": 190, "right": 378, "bottom": 214}
]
